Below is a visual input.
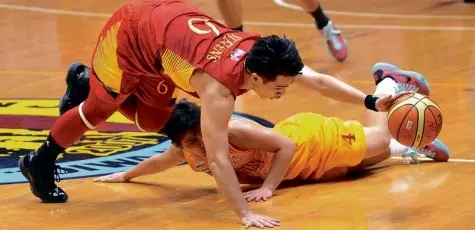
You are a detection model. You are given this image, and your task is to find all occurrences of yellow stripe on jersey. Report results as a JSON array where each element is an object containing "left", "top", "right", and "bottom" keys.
[
  {"left": 161, "top": 49, "right": 196, "bottom": 93},
  {"left": 93, "top": 21, "right": 123, "bottom": 93}
]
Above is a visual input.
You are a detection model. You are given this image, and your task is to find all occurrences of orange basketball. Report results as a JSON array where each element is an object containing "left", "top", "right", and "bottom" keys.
[{"left": 387, "top": 93, "right": 443, "bottom": 148}]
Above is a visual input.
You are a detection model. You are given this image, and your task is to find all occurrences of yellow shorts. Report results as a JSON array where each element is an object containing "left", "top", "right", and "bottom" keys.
[{"left": 273, "top": 113, "right": 366, "bottom": 181}]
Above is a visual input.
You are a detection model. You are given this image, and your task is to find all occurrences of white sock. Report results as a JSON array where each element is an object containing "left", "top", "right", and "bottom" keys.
[
  {"left": 374, "top": 78, "right": 397, "bottom": 96},
  {"left": 389, "top": 139, "right": 408, "bottom": 157}
]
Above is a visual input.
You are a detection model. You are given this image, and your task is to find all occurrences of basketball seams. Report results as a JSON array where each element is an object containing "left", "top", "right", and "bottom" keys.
[
  {"left": 388, "top": 93, "right": 442, "bottom": 147},
  {"left": 388, "top": 97, "right": 420, "bottom": 119},
  {"left": 412, "top": 93, "right": 426, "bottom": 100},
  {"left": 392, "top": 96, "right": 424, "bottom": 147},
  {"left": 420, "top": 99, "right": 442, "bottom": 136},
  {"left": 427, "top": 105, "right": 442, "bottom": 136},
  {"left": 420, "top": 97, "right": 442, "bottom": 111}
]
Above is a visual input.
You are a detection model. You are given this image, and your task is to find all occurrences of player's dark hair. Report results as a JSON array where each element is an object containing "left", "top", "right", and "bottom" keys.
[
  {"left": 246, "top": 35, "right": 304, "bottom": 82},
  {"left": 160, "top": 99, "right": 201, "bottom": 147}
]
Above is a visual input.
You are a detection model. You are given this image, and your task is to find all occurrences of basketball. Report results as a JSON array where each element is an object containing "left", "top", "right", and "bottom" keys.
[{"left": 387, "top": 93, "right": 443, "bottom": 148}]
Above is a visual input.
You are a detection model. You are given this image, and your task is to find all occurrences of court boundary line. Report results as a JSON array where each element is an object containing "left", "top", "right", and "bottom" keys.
[
  {"left": 274, "top": 0, "right": 475, "bottom": 20},
  {"left": 0, "top": 3, "right": 111, "bottom": 17},
  {"left": 244, "top": 21, "right": 475, "bottom": 31},
  {"left": 390, "top": 156, "right": 475, "bottom": 163},
  {"left": 1, "top": 3, "right": 475, "bottom": 31}
]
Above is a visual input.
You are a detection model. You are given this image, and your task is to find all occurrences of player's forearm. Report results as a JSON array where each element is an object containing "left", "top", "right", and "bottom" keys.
[
  {"left": 202, "top": 118, "right": 249, "bottom": 217},
  {"left": 123, "top": 154, "right": 172, "bottom": 180},
  {"left": 318, "top": 73, "right": 366, "bottom": 104},
  {"left": 208, "top": 154, "right": 250, "bottom": 217},
  {"left": 262, "top": 145, "right": 295, "bottom": 191},
  {"left": 193, "top": 71, "right": 250, "bottom": 218},
  {"left": 202, "top": 122, "right": 250, "bottom": 217},
  {"left": 296, "top": 65, "right": 367, "bottom": 105},
  {"left": 202, "top": 105, "right": 249, "bottom": 217}
]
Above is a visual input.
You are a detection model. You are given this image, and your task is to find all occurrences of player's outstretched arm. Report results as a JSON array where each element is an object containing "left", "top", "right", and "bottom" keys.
[
  {"left": 228, "top": 120, "right": 296, "bottom": 202},
  {"left": 93, "top": 145, "right": 186, "bottom": 183},
  {"left": 295, "top": 65, "right": 367, "bottom": 105},
  {"left": 295, "top": 65, "right": 401, "bottom": 112},
  {"left": 191, "top": 71, "right": 280, "bottom": 228}
]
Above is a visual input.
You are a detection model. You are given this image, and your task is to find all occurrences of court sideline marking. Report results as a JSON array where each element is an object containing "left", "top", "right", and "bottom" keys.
[
  {"left": 1, "top": 3, "right": 475, "bottom": 31},
  {"left": 274, "top": 0, "right": 475, "bottom": 20},
  {"left": 391, "top": 157, "right": 475, "bottom": 163}
]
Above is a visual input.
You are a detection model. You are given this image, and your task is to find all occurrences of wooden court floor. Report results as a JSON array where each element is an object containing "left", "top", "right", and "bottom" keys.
[{"left": 1, "top": 0, "right": 475, "bottom": 229}]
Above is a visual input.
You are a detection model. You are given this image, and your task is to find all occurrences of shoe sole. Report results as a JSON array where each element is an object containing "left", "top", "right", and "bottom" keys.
[
  {"left": 321, "top": 20, "right": 348, "bottom": 62},
  {"left": 18, "top": 157, "right": 40, "bottom": 198},
  {"left": 324, "top": 38, "right": 348, "bottom": 62},
  {"left": 59, "top": 62, "right": 89, "bottom": 116},
  {"left": 402, "top": 138, "right": 450, "bottom": 162},
  {"left": 372, "top": 62, "right": 430, "bottom": 94},
  {"left": 432, "top": 139, "right": 451, "bottom": 156}
]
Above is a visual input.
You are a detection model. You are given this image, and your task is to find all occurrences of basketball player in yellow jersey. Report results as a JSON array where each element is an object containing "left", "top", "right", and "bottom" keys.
[{"left": 95, "top": 96, "right": 448, "bottom": 184}]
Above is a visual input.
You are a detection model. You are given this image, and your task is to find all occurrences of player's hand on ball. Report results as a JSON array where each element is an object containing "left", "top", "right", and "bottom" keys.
[
  {"left": 93, "top": 172, "right": 129, "bottom": 183},
  {"left": 243, "top": 187, "right": 273, "bottom": 202},
  {"left": 375, "top": 92, "right": 412, "bottom": 112},
  {"left": 241, "top": 211, "right": 280, "bottom": 229}
]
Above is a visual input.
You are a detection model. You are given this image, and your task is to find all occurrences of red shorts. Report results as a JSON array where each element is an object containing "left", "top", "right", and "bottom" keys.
[{"left": 88, "top": 3, "right": 177, "bottom": 131}]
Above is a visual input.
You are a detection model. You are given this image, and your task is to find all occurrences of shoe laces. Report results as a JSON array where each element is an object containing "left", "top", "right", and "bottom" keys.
[
  {"left": 415, "top": 146, "right": 435, "bottom": 158},
  {"left": 402, "top": 146, "right": 434, "bottom": 164},
  {"left": 321, "top": 21, "right": 341, "bottom": 39},
  {"left": 327, "top": 27, "right": 341, "bottom": 37},
  {"left": 396, "top": 83, "right": 419, "bottom": 93},
  {"left": 402, "top": 149, "right": 421, "bottom": 164},
  {"left": 53, "top": 165, "right": 67, "bottom": 182}
]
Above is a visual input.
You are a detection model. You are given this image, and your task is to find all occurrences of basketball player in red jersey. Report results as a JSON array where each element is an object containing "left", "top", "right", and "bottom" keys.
[{"left": 18, "top": 0, "right": 428, "bottom": 228}]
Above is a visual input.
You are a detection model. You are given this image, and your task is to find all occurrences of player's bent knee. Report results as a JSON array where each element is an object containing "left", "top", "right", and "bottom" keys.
[
  {"left": 373, "top": 131, "right": 391, "bottom": 152},
  {"left": 364, "top": 127, "right": 391, "bottom": 153}
]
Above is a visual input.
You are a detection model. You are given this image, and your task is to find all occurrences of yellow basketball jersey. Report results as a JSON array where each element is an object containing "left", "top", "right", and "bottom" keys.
[{"left": 184, "top": 113, "right": 367, "bottom": 182}]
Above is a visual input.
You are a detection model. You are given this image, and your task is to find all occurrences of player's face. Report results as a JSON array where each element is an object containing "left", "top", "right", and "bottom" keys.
[
  {"left": 180, "top": 130, "right": 205, "bottom": 156},
  {"left": 252, "top": 74, "right": 295, "bottom": 99}
]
